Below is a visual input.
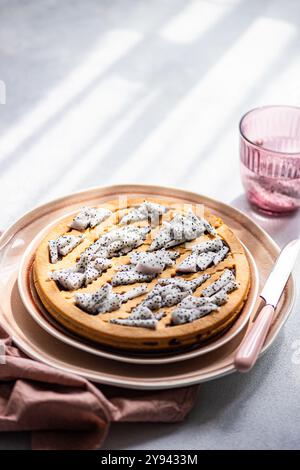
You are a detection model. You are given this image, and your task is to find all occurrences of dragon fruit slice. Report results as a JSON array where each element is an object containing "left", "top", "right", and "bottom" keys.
[
  {"left": 149, "top": 211, "right": 215, "bottom": 251},
  {"left": 74, "top": 283, "right": 146, "bottom": 315},
  {"left": 118, "top": 243, "right": 145, "bottom": 256},
  {"left": 105, "top": 239, "right": 126, "bottom": 257},
  {"left": 171, "top": 303, "right": 218, "bottom": 325},
  {"left": 129, "top": 251, "right": 148, "bottom": 264},
  {"left": 119, "top": 285, "right": 148, "bottom": 302},
  {"left": 191, "top": 238, "right": 223, "bottom": 253},
  {"left": 117, "top": 264, "right": 136, "bottom": 272},
  {"left": 134, "top": 250, "right": 176, "bottom": 275},
  {"left": 154, "top": 311, "right": 166, "bottom": 321},
  {"left": 84, "top": 265, "right": 101, "bottom": 285},
  {"left": 112, "top": 249, "right": 179, "bottom": 284},
  {"left": 142, "top": 294, "right": 163, "bottom": 310},
  {"left": 74, "top": 284, "right": 112, "bottom": 314},
  {"left": 133, "top": 273, "right": 210, "bottom": 314},
  {"left": 120, "top": 207, "right": 147, "bottom": 225},
  {"left": 51, "top": 270, "right": 85, "bottom": 290},
  {"left": 196, "top": 251, "right": 215, "bottom": 270},
  {"left": 50, "top": 253, "right": 111, "bottom": 290},
  {"left": 86, "top": 226, "right": 150, "bottom": 260},
  {"left": 201, "top": 269, "right": 235, "bottom": 297},
  {"left": 76, "top": 252, "right": 94, "bottom": 271},
  {"left": 110, "top": 318, "right": 158, "bottom": 329},
  {"left": 70, "top": 207, "right": 91, "bottom": 231},
  {"left": 171, "top": 307, "right": 201, "bottom": 325},
  {"left": 70, "top": 206, "right": 112, "bottom": 231},
  {"left": 93, "top": 257, "right": 112, "bottom": 272},
  {"left": 48, "top": 235, "right": 83, "bottom": 263},
  {"left": 163, "top": 290, "right": 190, "bottom": 307},
  {"left": 208, "top": 289, "right": 228, "bottom": 306},
  {"left": 111, "top": 270, "right": 156, "bottom": 286},
  {"left": 158, "top": 274, "right": 210, "bottom": 291},
  {"left": 89, "top": 207, "right": 112, "bottom": 228},
  {"left": 110, "top": 304, "right": 166, "bottom": 330},
  {"left": 57, "top": 235, "right": 84, "bottom": 256},
  {"left": 130, "top": 249, "right": 178, "bottom": 269},
  {"left": 157, "top": 277, "right": 190, "bottom": 289},
  {"left": 97, "top": 293, "right": 122, "bottom": 313},
  {"left": 151, "top": 284, "right": 181, "bottom": 297},
  {"left": 141, "top": 285, "right": 180, "bottom": 310},
  {"left": 179, "top": 295, "right": 211, "bottom": 309},
  {"left": 120, "top": 201, "right": 167, "bottom": 225},
  {"left": 168, "top": 270, "right": 239, "bottom": 326},
  {"left": 190, "top": 273, "right": 211, "bottom": 290},
  {"left": 176, "top": 252, "right": 198, "bottom": 273},
  {"left": 213, "top": 246, "right": 229, "bottom": 265},
  {"left": 201, "top": 218, "right": 216, "bottom": 235},
  {"left": 149, "top": 227, "right": 172, "bottom": 251},
  {"left": 82, "top": 257, "right": 111, "bottom": 286},
  {"left": 48, "top": 240, "right": 59, "bottom": 264},
  {"left": 176, "top": 238, "right": 228, "bottom": 273},
  {"left": 135, "top": 255, "right": 165, "bottom": 275},
  {"left": 131, "top": 305, "right": 153, "bottom": 319},
  {"left": 222, "top": 280, "right": 239, "bottom": 293}
]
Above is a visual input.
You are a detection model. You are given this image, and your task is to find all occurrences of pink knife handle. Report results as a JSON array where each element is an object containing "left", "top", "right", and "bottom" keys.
[{"left": 234, "top": 304, "right": 274, "bottom": 373}]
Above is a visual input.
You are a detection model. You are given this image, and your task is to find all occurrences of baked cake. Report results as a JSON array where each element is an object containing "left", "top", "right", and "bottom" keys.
[{"left": 33, "top": 196, "right": 251, "bottom": 352}]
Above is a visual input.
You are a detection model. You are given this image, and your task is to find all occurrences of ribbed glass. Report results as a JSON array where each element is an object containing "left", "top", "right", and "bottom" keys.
[{"left": 240, "top": 106, "right": 300, "bottom": 214}]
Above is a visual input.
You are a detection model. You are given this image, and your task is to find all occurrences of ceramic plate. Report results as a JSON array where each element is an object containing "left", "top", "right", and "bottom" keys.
[
  {"left": 0, "top": 185, "right": 295, "bottom": 389},
  {"left": 18, "top": 213, "right": 259, "bottom": 364}
]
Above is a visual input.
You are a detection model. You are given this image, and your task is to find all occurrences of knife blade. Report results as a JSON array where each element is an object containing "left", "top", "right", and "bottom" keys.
[{"left": 260, "top": 238, "right": 300, "bottom": 307}]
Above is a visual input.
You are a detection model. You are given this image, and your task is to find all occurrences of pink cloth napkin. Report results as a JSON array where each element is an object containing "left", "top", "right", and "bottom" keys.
[{"left": 0, "top": 324, "right": 199, "bottom": 450}]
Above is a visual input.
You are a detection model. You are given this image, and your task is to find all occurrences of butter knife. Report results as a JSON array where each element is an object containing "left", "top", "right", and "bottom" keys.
[{"left": 234, "top": 238, "right": 300, "bottom": 372}]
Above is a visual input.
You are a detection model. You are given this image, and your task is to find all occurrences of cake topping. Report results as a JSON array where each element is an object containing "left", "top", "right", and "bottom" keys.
[
  {"left": 48, "top": 235, "right": 84, "bottom": 263},
  {"left": 176, "top": 238, "right": 229, "bottom": 274},
  {"left": 110, "top": 273, "right": 210, "bottom": 329},
  {"left": 111, "top": 249, "right": 179, "bottom": 286},
  {"left": 132, "top": 249, "right": 179, "bottom": 274},
  {"left": 50, "top": 255, "right": 112, "bottom": 290},
  {"left": 208, "top": 288, "right": 229, "bottom": 306},
  {"left": 84, "top": 225, "right": 150, "bottom": 259},
  {"left": 157, "top": 274, "right": 210, "bottom": 291},
  {"left": 171, "top": 269, "right": 238, "bottom": 325},
  {"left": 74, "top": 283, "right": 147, "bottom": 315},
  {"left": 119, "top": 201, "right": 167, "bottom": 225},
  {"left": 212, "top": 246, "right": 229, "bottom": 265},
  {"left": 148, "top": 274, "right": 210, "bottom": 307},
  {"left": 149, "top": 210, "right": 216, "bottom": 251},
  {"left": 70, "top": 206, "right": 112, "bottom": 231},
  {"left": 191, "top": 238, "right": 223, "bottom": 253},
  {"left": 50, "top": 270, "right": 86, "bottom": 290},
  {"left": 110, "top": 306, "right": 165, "bottom": 329},
  {"left": 196, "top": 252, "right": 216, "bottom": 270},
  {"left": 201, "top": 269, "right": 237, "bottom": 297},
  {"left": 50, "top": 226, "right": 151, "bottom": 290},
  {"left": 171, "top": 304, "right": 218, "bottom": 325},
  {"left": 111, "top": 271, "right": 157, "bottom": 286}
]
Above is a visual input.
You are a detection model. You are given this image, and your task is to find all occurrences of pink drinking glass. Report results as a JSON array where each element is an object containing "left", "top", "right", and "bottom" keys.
[{"left": 240, "top": 105, "right": 300, "bottom": 214}]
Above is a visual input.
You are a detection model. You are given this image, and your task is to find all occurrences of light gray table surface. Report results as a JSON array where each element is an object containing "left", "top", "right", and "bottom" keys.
[{"left": 0, "top": 0, "right": 299, "bottom": 450}]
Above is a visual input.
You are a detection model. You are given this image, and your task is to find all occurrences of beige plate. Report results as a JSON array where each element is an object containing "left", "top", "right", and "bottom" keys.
[
  {"left": 0, "top": 185, "right": 295, "bottom": 389},
  {"left": 18, "top": 212, "right": 259, "bottom": 364}
]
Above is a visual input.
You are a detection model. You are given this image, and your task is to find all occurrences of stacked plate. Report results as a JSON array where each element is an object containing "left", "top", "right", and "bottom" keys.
[{"left": 0, "top": 185, "right": 295, "bottom": 389}]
